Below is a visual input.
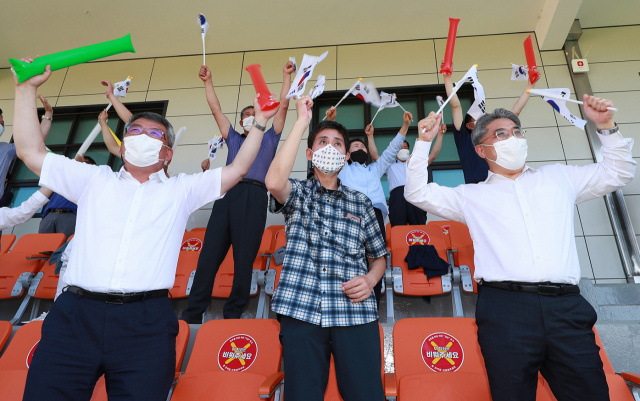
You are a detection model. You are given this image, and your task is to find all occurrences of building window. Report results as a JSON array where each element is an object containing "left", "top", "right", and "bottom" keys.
[
  {"left": 311, "top": 84, "right": 474, "bottom": 198},
  {"left": 6, "top": 101, "right": 168, "bottom": 212}
]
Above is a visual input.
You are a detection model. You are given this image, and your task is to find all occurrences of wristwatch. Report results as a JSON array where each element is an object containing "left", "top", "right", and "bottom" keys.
[
  {"left": 596, "top": 124, "right": 619, "bottom": 135},
  {"left": 253, "top": 119, "right": 266, "bottom": 132},
  {"left": 41, "top": 115, "right": 52, "bottom": 121}
]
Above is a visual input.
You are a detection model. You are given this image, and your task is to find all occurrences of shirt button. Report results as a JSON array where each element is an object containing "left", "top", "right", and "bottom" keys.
[
  {"left": 531, "top": 233, "right": 535, "bottom": 237},
  {"left": 526, "top": 213, "right": 529, "bottom": 217},
  {"left": 536, "top": 256, "right": 540, "bottom": 259},
  {"left": 322, "top": 291, "right": 326, "bottom": 294},
  {"left": 323, "top": 268, "right": 326, "bottom": 272}
]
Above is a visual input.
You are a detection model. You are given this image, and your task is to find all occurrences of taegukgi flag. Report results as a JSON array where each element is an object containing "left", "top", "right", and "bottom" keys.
[
  {"left": 465, "top": 65, "right": 486, "bottom": 120},
  {"left": 208, "top": 134, "right": 224, "bottom": 161},
  {"left": 198, "top": 14, "right": 210, "bottom": 39},
  {"left": 511, "top": 64, "right": 529, "bottom": 81},
  {"left": 286, "top": 51, "right": 329, "bottom": 99},
  {"left": 533, "top": 88, "right": 587, "bottom": 130},
  {"left": 309, "top": 75, "right": 326, "bottom": 99},
  {"left": 113, "top": 76, "right": 132, "bottom": 98},
  {"left": 351, "top": 80, "right": 382, "bottom": 106}
]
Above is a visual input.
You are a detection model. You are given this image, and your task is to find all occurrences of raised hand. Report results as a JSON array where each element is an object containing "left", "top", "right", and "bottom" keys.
[
  {"left": 199, "top": 65, "right": 212, "bottom": 82},
  {"left": 13, "top": 57, "right": 51, "bottom": 88},
  {"left": 283, "top": 61, "right": 295, "bottom": 75},
  {"left": 101, "top": 80, "right": 114, "bottom": 98},
  {"left": 98, "top": 109, "right": 108, "bottom": 125},
  {"left": 582, "top": 94, "right": 616, "bottom": 130},
  {"left": 365, "top": 124, "right": 374, "bottom": 136},
  {"left": 403, "top": 111, "right": 413, "bottom": 126},
  {"left": 325, "top": 106, "right": 337, "bottom": 121},
  {"left": 296, "top": 95, "right": 313, "bottom": 123},
  {"left": 418, "top": 112, "right": 443, "bottom": 142},
  {"left": 254, "top": 93, "right": 280, "bottom": 122},
  {"left": 201, "top": 158, "right": 210, "bottom": 172},
  {"left": 38, "top": 95, "right": 53, "bottom": 116},
  {"left": 439, "top": 123, "right": 447, "bottom": 135}
]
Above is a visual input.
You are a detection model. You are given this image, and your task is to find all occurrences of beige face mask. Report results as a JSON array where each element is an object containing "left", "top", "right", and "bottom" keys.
[
  {"left": 397, "top": 149, "right": 410, "bottom": 161},
  {"left": 312, "top": 143, "right": 346, "bottom": 175},
  {"left": 123, "top": 135, "right": 169, "bottom": 167}
]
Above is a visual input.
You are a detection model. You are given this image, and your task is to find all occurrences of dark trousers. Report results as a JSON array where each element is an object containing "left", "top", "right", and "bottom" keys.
[
  {"left": 388, "top": 186, "right": 426, "bottom": 227},
  {"left": 39, "top": 212, "right": 77, "bottom": 239},
  {"left": 373, "top": 208, "right": 386, "bottom": 307},
  {"left": 475, "top": 286, "right": 609, "bottom": 401},
  {"left": 23, "top": 291, "right": 178, "bottom": 401},
  {"left": 181, "top": 182, "right": 268, "bottom": 322},
  {"left": 279, "top": 315, "right": 383, "bottom": 401}
]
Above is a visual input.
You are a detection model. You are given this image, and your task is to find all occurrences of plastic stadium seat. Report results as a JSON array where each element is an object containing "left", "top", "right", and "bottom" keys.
[
  {"left": 170, "top": 230, "right": 206, "bottom": 298},
  {"left": 0, "top": 321, "right": 43, "bottom": 400},
  {"left": 427, "top": 221, "right": 476, "bottom": 293},
  {"left": 0, "top": 234, "right": 66, "bottom": 299},
  {"left": 89, "top": 320, "right": 191, "bottom": 401},
  {"left": 257, "top": 233, "right": 286, "bottom": 318},
  {"left": 388, "top": 317, "right": 491, "bottom": 400},
  {"left": 1, "top": 234, "right": 16, "bottom": 254},
  {"left": 0, "top": 321, "right": 12, "bottom": 351},
  {"left": 324, "top": 323, "right": 385, "bottom": 401},
  {"left": 170, "top": 319, "right": 283, "bottom": 401}
]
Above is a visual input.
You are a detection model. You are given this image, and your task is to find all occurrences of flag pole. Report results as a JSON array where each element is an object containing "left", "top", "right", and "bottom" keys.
[
  {"left": 527, "top": 89, "right": 617, "bottom": 111},
  {"left": 202, "top": 39, "right": 206, "bottom": 65},
  {"left": 370, "top": 107, "right": 383, "bottom": 124},
  {"left": 323, "top": 78, "right": 361, "bottom": 121}
]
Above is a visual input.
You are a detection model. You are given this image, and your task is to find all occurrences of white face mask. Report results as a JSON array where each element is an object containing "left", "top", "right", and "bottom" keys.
[
  {"left": 122, "top": 135, "right": 169, "bottom": 167},
  {"left": 312, "top": 143, "right": 346, "bottom": 175},
  {"left": 0, "top": 125, "right": 4, "bottom": 138},
  {"left": 397, "top": 149, "right": 410, "bottom": 161},
  {"left": 483, "top": 136, "right": 528, "bottom": 170},
  {"left": 242, "top": 116, "right": 255, "bottom": 132}
]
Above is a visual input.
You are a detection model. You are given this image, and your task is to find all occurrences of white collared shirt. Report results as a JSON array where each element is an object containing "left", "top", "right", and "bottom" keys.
[
  {"left": 39, "top": 153, "right": 224, "bottom": 292},
  {"left": 387, "top": 160, "right": 407, "bottom": 193},
  {"left": 0, "top": 190, "right": 49, "bottom": 231},
  {"left": 405, "top": 132, "right": 636, "bottom": 284}
]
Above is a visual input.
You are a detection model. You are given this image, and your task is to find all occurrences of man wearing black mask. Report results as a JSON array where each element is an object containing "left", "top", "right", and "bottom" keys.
[{"left": 326, "top": 107, "right": 410, "bottom": 305}]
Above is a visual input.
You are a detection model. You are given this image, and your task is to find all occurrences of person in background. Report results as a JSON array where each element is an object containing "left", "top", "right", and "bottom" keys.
[
  {"left": 1, "top": 187, "right": 53, "bottom": 249},
  {"left": 180, "top": 60, "right": 294, "bottom": 323}
]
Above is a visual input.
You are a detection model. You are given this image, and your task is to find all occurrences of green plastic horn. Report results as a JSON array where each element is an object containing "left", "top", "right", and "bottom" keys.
[{"left": 10, "top": 34, "right": 136, "bottom": 83}]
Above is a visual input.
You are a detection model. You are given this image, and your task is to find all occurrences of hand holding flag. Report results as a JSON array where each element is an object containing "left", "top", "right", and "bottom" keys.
[
  {"left": 309, "top": 75, "right": 326, "bottom": 99},
  {"left": 286, "top": 51, "right": 328, "bottom": 100},
  {"left": 198, "top": 14, "right": 210, "bottom": 65},
  {"left": 511, "top": 64, "right": 529, "bottom": 81},
  {"left": 528, "top": 88, "right": 616, "bottom": 130}
]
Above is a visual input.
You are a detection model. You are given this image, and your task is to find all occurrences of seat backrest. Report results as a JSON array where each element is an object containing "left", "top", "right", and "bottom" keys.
[
  {"left": 428, "top": 221, "right": 477, "bottom": 292},
  {"left": 0, "top": 321, "right": 43, "bottom": 372},
  {"left": 390, "top": 225, "right": 448, "bottom": 268},
  {"left": 324, "top": 323, "right": 385, "bottom": 401},
  {"left": 271, "top": 234, "right": 287, "bottom": 291},
  {"left": 171, "top": 230, "right": 206, "bottom": 297},
  {"left": 7, "top": 233, "right": 66, "bottom": 255},
  {"left": 1, "top": 234, "right": 16, "bottom": 254},
  {"left": 184, "top": 319, "right": 281, "bottom": 378},
  {"left": 0, "top": 321, "right": 12, "bottom": 352},
  {"left": 190, "top": 227, "right": 206, "bottom": 232},
  {"left": 593, "top": 328, "right": 615, "bottom": 375},
  {"left": 385, "top": 223, "right": 391, "bottom": 245},
  {"left": 393, "top": 318, "right": 486, "bottom": 384}
]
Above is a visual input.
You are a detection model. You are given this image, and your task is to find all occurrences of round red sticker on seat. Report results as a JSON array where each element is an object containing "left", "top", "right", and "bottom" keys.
[
  {"left": 421, "top": 332, "right": 464, "bottom": 372},
  {"left": 406, "top": 230, "right": 430, "bottom": 246},
  {"left": 218, "top": 334, "right": 258, "bottom": 372},
  {"left": 181, "top": 238, "right": 202, "bottom": 252},
  {"left": 26, "top": 341, "right": 39, "bottom": 368}
]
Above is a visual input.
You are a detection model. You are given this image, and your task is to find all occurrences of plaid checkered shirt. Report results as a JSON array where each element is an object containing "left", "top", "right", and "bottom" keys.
[{"left": 269, "top": 178, "right": 387, "bottom": 327}]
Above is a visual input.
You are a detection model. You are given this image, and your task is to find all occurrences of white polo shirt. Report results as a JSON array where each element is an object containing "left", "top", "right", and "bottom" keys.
[{"left": 39, "top": 153, "right": 224, "bottom": 293}]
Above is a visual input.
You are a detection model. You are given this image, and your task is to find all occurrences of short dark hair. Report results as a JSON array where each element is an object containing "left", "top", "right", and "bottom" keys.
[
  {"left": 350, "top": 138, "right": 366, "bottom": 148},
  {"left": 0, "top": 108, "right": 3, "bottom": 116},
  {"left": 239, "top": 105, "right": 254, "bottom": 120},
  {"left": 124, "top": 112, "right": 175, "bottom": 148},
  {"left": 464, "top": 113, "right": 475, "bottom": 126},
  {"left": 307, "top": 121, "right": 349, "bottom": 149},
  {"left": 83, "top": 156, "right": 97, "bottom": 165},
  {"left": 403, "top": 140, "right": 410, "bottom": 149}
]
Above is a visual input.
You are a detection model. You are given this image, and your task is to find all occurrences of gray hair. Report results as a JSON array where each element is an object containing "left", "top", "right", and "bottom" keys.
[
  {"left": 471, "top": 108, "right": 521, "bottom": 146},
  {"left": 124, "top": 112, "right": 175, "bottom": 148},
  {"left": 239, "top": 105, "right": 254, "bottom": 120}
]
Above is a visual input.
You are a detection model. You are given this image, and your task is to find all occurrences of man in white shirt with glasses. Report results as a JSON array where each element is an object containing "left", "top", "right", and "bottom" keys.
[
  {"left": 12, "top": 59, "right": 279, "bottom": 401},
  {"left": 405, "top": 97, "right": 635, "bottom": 401}
]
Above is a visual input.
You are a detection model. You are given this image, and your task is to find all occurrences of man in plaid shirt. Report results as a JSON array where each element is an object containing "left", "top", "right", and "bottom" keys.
[{"left": 266, "top": 95, "right": 387, "bottom": 401}]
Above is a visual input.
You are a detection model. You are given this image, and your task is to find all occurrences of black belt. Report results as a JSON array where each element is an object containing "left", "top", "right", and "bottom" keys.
[
  {"left": 51, "top": 209, "right": 74, "bottom": 214},
  {"left": 480, "top": 281, "right": 580, "bottom": 296},
  {"left": 65, "top": 286, "right": 168, "bottom": 304},
  {"left": 240, "top": 178, "right": 267, "bottom": 190},
  {"left": 390, "top": 186, "right": 405, "bottom": 195}
]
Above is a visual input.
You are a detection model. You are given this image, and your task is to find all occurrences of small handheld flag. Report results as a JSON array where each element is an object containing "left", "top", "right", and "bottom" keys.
[
  {"left": 309, "top": 75, "right": 326, "bottom": 99},
  {"left": 208, "top": 134, "right": 224, "bottom": 161},
  {"left": 510, "top": 64, "right": 529, "bottom": 81},
  {"left": 198, "top": 14, "right": 210, "bottom": 65},
  {"left": 286, "top": 51, "right": 328, "bottom": 100},
  {"left": 528, "top": 88, "right": 616, "bottom": 130}
]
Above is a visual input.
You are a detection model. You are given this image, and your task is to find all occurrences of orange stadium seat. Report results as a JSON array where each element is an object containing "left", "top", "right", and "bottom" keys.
[
  {"left": 1, "top": 234, "right": 16, "bottom": 254},
  {"left": 0, "top": 321, "right": 12, "bottom": 351},
  {"left": 89, "top": 319, "right": 191, "bottom": 401},
  {"left": 257, "top": 233, "right": 286, "bottom": 319},
  {"left": 0, "top": 233, "right": 66, "bottom": 300},
  {"left": 324, "top": 323, "right": 385, "bottom": 401},
  {"left": 170, "top": 230, "right": 207, "bottom": 298},
  {"left": 170, "top": 319, "right": 283, "bottom": 401},
  {"left": 428, "top": 221, "right": 476, "bottom": 293},
  {"left": 0, "top": 321, "right": 44, "bottom": 400},
  {"left": 387, "top": 225, "right": 453, "bottom": 321}
]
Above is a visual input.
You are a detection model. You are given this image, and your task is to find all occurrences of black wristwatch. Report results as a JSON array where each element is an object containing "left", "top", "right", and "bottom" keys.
[{"left": 253, "top": 119, "right": 266, "bottom": 132}]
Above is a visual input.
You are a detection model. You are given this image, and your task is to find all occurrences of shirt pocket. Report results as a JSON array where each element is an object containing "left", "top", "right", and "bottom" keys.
[{"left": 339, "top": 217, "right": 364, "bottom": 250}]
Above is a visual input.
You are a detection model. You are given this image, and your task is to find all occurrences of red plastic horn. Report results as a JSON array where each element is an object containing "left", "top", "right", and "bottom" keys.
[
  {"left": 523, "top": 35, "right": 541, "bottom": 85},
  {"left": 245, "top": 64, "right": 280, "bottom": 111},
  {"left": 440, "top": 18, "right": 461, "bottom": 75}
]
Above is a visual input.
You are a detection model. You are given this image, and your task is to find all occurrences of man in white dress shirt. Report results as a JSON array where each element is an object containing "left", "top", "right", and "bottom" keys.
[
  {"left": 12, "top": 60, "right": 279, "bottom": 401},
  {"left": 405, "top": 97, "right": 635, "bottom": 401},
  {"left": 0, "top": 187, "right": 53, "bottom": 240}
]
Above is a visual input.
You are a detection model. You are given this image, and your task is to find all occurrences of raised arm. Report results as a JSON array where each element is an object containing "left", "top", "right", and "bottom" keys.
[
  {"left": 13, "top": 59, "right": 51, "bottom": 176},
  {"left": 265, "top": 96, "right": 313, "bottom": 204},
  {"left": 373, "top": 111, "right": 412, "bottom": 177},
  {"left": 428, "top": 123, "right": 446, "bottom": 164},
  {"left": 199, "top": 65, "right": 232, "bottom": 139},
  {"left": 38, "top": 95, "right": 53, "bottom": 140},
  {"left": 273, "top": 61, "right": 295, "bottom": 134},
  {"left": 98, "top": 109, "right": 122, "bottom": 157},
  {"left": 365, "top": 124, "right": 379, "bottom": 161},
  {"left": 102, "top": 81, "right": 133, "bottom": 122},
  {"left": 221, "top": 94, "right": 279, "bottom": 194},
  {"left": 511, "top": 78, "right": 537, "bottom": 116},
  {"left": 444, "top": 73, "right": 463, "bottom": 131}
]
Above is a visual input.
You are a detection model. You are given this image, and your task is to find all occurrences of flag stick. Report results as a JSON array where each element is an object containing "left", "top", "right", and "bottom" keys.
[
  {"left": 370, "top": 107, "right": 383, "bottom": 124},
  {"left": 527, "top": 89, "right": 618, "bottom": 111},
  {"left": 202, "top": 40, "right": 206, "bottom": 65},
  {"left": 322, "top": 79, "right": 361, "bottom": 121},
  {"left": 77, "top": 102, "right": 113, "bottom": 156}
]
